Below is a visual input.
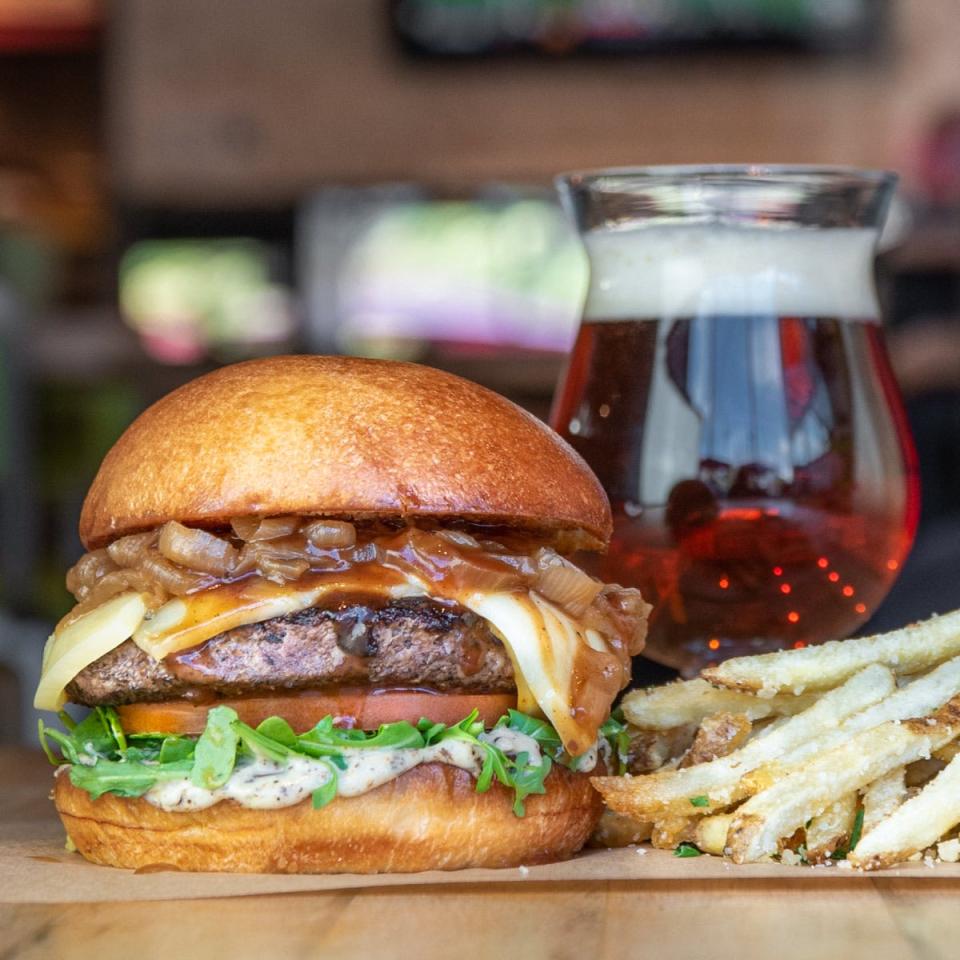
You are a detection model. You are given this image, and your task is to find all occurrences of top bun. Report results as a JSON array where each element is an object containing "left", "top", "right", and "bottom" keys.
[{"left": 79, "top": 356, "right": 611, "bottom": 551}]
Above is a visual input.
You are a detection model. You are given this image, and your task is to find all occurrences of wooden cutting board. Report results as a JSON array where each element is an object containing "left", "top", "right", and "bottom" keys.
[{"left": 2, "top": 747, "right": 958, "bottom": 960}]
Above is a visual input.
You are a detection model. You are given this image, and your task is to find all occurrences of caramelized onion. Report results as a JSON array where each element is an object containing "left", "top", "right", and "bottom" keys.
[
  {"left": 64, "top": 568, "right": 167, "bottom": 627},
  {"left": 247, "top": 536, "right": 313, "bottom": 561},
  {"left": 229, "top": 517, "right": 260, "bottom": 541},
  {"left": 107, "top": 531, "right": 157, "bottom": 568},
  {"left": 391, "top": 530, "right": 522, "bottom": 593},
  {"left": 601, "top": 583, "right": 650, "bottom": 620},
  {"left": 302, "top": 519, "right": 357, "bottom": 549},
  {"left": 140, "top": 550, "right": 210, "bottom": 595},
  {"left": 158, "top": 521, "right": 238, "bottom": 577},
  {"left": 65, "top": 520, "right": 636, "bottom": 645},
  {"left": 236, "top": 539, "right": 314, "bottom": 583},
  {"left": 348, "top": 541, "right": 381, "bottom": 565},
  {"left": 532, "top": 548, "right": 602, "bottom": 616},
  {"left": 231, "top": 516, "right": 300, "bottom": 542},
  {"left": 594, "top": 585, "right": 650, "bottom": 657},
  {"left": 435, "top": 529, "right": 481, "bottom": 549},
  {"left": 66, "top": 549, "right": 117, "bottom": 601},
  {"left": 256, "top": 554, "right": 310, "bottom": 584}
]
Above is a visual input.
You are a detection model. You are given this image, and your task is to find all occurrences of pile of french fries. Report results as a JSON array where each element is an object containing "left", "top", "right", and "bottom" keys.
[{"left": 592, "top": 608, "right": 960, "bottom": 870}]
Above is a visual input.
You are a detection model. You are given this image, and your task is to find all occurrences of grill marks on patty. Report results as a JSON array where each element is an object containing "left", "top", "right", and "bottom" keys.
[{"left": 66, "top": 598, "right": 517, "bottom": 706}]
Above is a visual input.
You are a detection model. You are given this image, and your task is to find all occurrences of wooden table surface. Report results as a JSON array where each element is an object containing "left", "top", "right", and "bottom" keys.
[{"left": 3, "top": 747, "right": 959, "bottom": 960}]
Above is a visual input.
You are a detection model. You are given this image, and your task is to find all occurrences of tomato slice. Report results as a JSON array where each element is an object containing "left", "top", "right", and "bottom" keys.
[{"left": 116, "top": 688, "right": 517, "bottom": 736}]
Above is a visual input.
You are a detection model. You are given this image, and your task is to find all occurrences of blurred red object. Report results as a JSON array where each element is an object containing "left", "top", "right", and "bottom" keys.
[
  {"left": 0, "top": 0, "right": 100, "bottom": 51},
  {"left": 917, "top": 110, "right": 960, "bottom": 207}
]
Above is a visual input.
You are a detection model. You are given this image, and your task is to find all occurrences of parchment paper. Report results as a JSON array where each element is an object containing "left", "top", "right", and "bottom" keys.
[{"left": 4, "top": 807, "right": 960, "bottom": 903}]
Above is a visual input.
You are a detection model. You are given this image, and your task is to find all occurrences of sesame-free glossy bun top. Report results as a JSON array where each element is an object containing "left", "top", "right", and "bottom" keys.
[{"left": 79, "top": 355, "right": 612, "bottom": 550}]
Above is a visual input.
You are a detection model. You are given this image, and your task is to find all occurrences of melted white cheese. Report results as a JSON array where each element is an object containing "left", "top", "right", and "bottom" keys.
[
  {"left": 467, "top": 591, "right": 606, "bottom": 753},
  {"left": 34, "top": 593, "right": 149, "bottom": 711},
  {"left": 36, "top": 571, "right": 615, "bottom": 755}
]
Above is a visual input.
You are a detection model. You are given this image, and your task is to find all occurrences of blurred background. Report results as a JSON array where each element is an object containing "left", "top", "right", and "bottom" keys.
[{"left": 2, "top": 0, "right": 960, "bottom": 741}]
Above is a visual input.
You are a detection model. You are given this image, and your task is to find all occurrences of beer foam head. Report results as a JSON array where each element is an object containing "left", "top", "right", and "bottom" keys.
[{"left": 582, "top": 226, "right": 880, "bottom": 320}]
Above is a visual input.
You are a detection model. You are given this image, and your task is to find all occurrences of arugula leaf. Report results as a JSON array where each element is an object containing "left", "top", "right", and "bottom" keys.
[
  {"left": 689, "top": 795, "right": 710, "bottom": 808},
  {"left": 416, "top": 717, "right": 447, "bottom": 745},
  {"left": 190, "top": 706, "right": 240, "bottom": 790},
  {"left": 829, "top": 807, "right": 865, "bottom": 861},
  {"left": 501, "top": 710, "right": 562, "bottom": 757},
  {"left": 68, "top": 708, "right": 119, "bottom": 761},
  {"left": 237, "top": 722, "right": 289, "bottom": 762},
  {"left": 298, "top": 716, "right": 424, "bottom": 755},
  {"left": 476, "top": 743, "right": 502, "bottom": 793},
  {"left": 472, "top": 721, "right": 555, "bottom": 815},
  {"left": 256, "top": 716, "right": 298, "bottom": 749},
  {"left": 69, "top": 757, "right": 195, "bottom": 799},
  {"left": 56, "top": 709, "right": 77, "bottom": 732},
  {"left": 101, "top": 707, "right": 128, "bottom": 753},
  {"left": 38, "top": 718, "right": 63, "bottom": 766},
  {"left": 507, "top": 754, "right": 552, "bottom": 816},
  {"left": 674, "top": 842, "right": 703, "bottom": 858},
  {"left": 311, "top": 760, "right": 338, "bottom": 809},
  {"left": 434, "top": 709, "right": 484, "bottom": 743},
  {"left": 39, "top": 723, "right": 81, "bottom": 765},
  {"left": 600, "top": 714, "right": 630, "bottom": 775},
  {"left": 158, "top": 737, "right": 196, "bottom": 764},
  {"left": 849, "top": 806, "right": 865, "bottom": 852}
]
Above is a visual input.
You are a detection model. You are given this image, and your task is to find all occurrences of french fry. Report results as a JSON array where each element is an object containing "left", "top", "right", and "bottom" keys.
[
  {"left": 702, "top": 608, "right": 960, "bottom": 695},
  {"left": 861, "top": 767, "right": 906, "bottom": 834},
  {"left": 695, "top": 813, "right": 734, "bottom": 856},
  {"left": 593, "top": 664, "right": 894, "bottom": 819},
  {"left": 735, "top": 658, "right": 960, "bottom": 807},
  {"left": 804, "top": 793, "right": 858, "bottom": 864},
  {"left": 678, "top": 713, "right": 752, "bottom": 768},
  {"left": 589, "top": 809, "right": 653, "bottom": 848},
  {"left": 850, "top": 751, "right": 960, "bottom": 869},
  {"left": 777, "top": 656, "right": 960, "bottom": 767},
  {"left": 621, "top": 678, "right": 814, "bottom": 730},
  {"left": 651, "top": 817, "right": 696, "bottom": 850},
  {"left": 739, "top": 761, "right": 786, "bottom": 795},
  {"left": 726, "top": 695, "right": 960, "bottom": 863}
]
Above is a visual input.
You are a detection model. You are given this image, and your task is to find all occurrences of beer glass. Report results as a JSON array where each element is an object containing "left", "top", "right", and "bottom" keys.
[{"left": 551, "top": 166, "right": 918, "bottom": 676}]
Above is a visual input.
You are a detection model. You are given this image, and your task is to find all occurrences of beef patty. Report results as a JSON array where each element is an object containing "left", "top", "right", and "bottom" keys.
[{"left": 66, "top": 598, "right": 516, "bottom": 706}]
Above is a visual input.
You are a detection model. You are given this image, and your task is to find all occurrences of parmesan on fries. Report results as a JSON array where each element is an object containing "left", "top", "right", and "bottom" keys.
[
  {"left": 861, "top": 767, "right": 907, "bottom": 835},
  {"left": 621, "top": 679, "right": 815, "bottom": 730},
  {"left": 702, "top": 608, "right": 960, "bottom": 695},
  {"left": 849, "top": 751, "right": 960, "bottom": 869},
  {"left": 728, "top": 697, "right": 960, "bottom": 863},
  {"left": 593, "top": 664, "right": 894, "bottom": 818},
  {"left": 804, "top": 793, "right": 858, "bottom": 864},
  {"left": 590, "top": 608, "right": 960, "bottom": 871}
]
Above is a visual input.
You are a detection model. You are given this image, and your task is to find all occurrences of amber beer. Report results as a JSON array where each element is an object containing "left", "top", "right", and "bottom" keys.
[{"left": 551, "top": 225, "right": 918, "bottom": 675}]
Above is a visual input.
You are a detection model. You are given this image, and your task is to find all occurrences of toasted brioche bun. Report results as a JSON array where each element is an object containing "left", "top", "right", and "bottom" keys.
[
  {"left": 55, "top": 762, "right": 603, "bottom": 874},
  {"left": 79, "top": 355, "right": 611, "bottom": 551}
]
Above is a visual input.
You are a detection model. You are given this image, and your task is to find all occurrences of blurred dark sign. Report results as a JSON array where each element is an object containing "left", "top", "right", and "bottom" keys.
[{"left": 392, "top": 0, "right": 886, "bottom": 58}]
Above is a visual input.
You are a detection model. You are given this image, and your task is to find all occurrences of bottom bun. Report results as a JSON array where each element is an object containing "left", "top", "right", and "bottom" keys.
[{"left": 54, "top": 762, "right": 603, "bottom": 873}]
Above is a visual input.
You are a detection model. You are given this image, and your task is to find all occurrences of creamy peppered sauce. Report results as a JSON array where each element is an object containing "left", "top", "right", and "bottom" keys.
[{"left": 143, "top": 727, "right": 596, "bottom": 812}]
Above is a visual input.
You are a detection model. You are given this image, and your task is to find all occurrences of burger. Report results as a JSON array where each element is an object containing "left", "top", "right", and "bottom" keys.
[{"left": 35, "top": 355, "right": 649, "bottom": 873}]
